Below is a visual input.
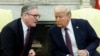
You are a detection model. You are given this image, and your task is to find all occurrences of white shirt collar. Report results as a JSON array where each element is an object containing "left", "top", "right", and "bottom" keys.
[
  {"left": 66, "top": 20, "right": 72, "bottom": 30},
  {"left": 21, "top": 19, "right": 28, "bottom": 32}
]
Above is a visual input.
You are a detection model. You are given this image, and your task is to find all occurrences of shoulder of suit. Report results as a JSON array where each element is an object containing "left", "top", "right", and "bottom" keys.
[
  {"left": 48, "top": 24, "right": 57, "bottom": 31},
  {"left": 48, "top": 24, "right": 61, "bottom": 33},
  {"left": 71, "top": 18, "right": 88, "bottom": 23},
  {"left": 9, "top": 18, "right": 20, "bottom": 25},
  {"left": 3, "top": 18, "right": 21, "bottom": 29}
]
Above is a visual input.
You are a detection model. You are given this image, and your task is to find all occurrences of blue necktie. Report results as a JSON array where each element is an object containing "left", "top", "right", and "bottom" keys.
[{"left": 65, "top": 28, "right": 73, "bottom": 56}]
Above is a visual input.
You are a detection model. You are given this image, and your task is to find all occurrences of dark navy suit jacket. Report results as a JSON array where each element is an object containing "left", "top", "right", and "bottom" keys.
[
  {"left": 48, "top": 19, "right": 99, "bottom": 56},
  {"left": 0, "top": 18, "right": 36, "bottom": 56}
]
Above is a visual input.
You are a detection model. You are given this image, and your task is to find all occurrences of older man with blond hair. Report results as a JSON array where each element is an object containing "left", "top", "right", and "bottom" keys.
[{"left": 48, "top": 5, "right": 99, "bottom": 56}]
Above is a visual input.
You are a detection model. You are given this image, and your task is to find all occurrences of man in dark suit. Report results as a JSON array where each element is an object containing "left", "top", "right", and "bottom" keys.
[
  {"left": 0, "top": 4, "right": 40, "bottom": 56},
  {"left": 48, "top": 5, "right": 100, "bottom": 56}
]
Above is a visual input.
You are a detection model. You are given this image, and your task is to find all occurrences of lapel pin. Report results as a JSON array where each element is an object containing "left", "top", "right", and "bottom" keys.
[{"left": 76, "top": 26, "right": 79, "bottom": 29}]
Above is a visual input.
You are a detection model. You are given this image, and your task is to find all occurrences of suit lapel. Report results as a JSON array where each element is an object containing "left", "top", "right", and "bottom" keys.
[
  {"left": 18, "top": 19, "right": 24, "bottom": 46},
  {"left": 71, "top": 19, "right": 81, "bottom": 48},
  {"left": 55, "top": 26, "right": 68, "bottom": 51}
]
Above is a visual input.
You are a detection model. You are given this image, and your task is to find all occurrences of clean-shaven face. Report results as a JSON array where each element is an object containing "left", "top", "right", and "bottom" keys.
[
  {"left": 23, "top": 8, "right": 40, "bottom": 27},
  {"left": 55, "top": 11, "right": 70, "bottom": 28}
]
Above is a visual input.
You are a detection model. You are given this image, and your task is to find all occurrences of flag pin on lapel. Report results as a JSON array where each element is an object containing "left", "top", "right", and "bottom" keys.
[{"left": 76, "top": 26, "right": 79, "bottom": 29}]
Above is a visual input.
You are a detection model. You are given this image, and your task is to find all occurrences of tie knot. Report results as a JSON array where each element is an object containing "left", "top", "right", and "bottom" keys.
[
  {"left": 27, "top": 28, "right": 30, "bottom": 31},
  {"left": 64, "top": 28, "right": 68, "bottom": 30}
]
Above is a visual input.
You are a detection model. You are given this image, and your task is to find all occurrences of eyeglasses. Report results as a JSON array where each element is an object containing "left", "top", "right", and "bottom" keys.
[{"left": 27, "top": 13, "right": 40, "bottom": 19}]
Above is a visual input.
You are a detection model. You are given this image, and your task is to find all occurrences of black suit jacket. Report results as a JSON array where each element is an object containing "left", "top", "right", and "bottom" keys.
[
  {"left": 48, "top": 19, "right": 99, "bottom": 56},
  {"left": 0, "top": 18, "right": 36, "bottom": 56}
]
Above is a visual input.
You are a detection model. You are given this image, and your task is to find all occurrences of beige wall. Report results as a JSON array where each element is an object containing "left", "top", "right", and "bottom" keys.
[{"left": 0, "top": 0, "right": 94, "bottom": 21}]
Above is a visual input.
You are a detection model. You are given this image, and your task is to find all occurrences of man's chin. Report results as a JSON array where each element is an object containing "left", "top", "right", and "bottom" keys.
[
  {"left": 57, "top": 25, "right": 62, "bottom": 28},
  {"left": 31, "top": 24, "right": 37, "bottom": 27}
]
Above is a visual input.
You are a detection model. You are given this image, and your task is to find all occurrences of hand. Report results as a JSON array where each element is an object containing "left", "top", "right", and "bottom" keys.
[
  {"left": 77, "top": 50, "right": 88, "bottom": 56},
  {"left": 28, "top": 49, "right": 36, "bottom": 56}
]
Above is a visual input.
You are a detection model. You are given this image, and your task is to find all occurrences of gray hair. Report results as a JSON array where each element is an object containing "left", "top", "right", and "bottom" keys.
[{"left": 21, "top": 4, "right": 38, "bottom": 16}]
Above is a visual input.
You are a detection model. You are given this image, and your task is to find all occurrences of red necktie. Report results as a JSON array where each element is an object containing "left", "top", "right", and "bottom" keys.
[
  {"left": 20, "top": 28, "right": 30, "bottom": 56},
  {"left": 65, "top": 28, "right": 73, "bottom": 56}
]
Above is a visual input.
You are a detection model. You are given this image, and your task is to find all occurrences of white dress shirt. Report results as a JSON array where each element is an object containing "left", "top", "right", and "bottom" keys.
[
  {"left": 21, "top": 19, "right": 28, "bottom": 45},
  {"left": 61, "top": 21, "right": 78, "bottom": 56}
]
